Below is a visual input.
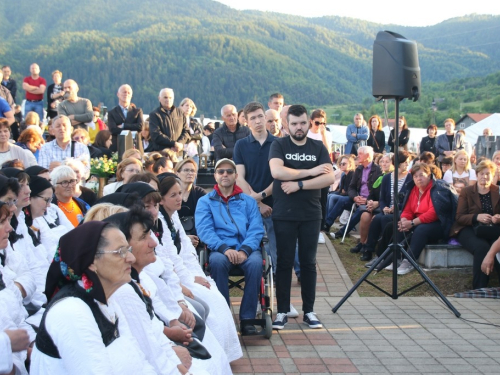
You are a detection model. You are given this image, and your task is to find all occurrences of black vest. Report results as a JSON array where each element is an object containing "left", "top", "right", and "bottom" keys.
[{"left": 35, "top": 283, "right": 120, "bottom": 358}]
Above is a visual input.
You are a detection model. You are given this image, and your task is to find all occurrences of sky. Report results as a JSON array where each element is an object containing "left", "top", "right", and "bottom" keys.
[{"left": 215, "top": 0, "right": 500, "bottom": 27}]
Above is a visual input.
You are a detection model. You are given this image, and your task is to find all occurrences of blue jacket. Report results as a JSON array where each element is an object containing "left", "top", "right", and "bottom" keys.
[
  {"left": 379, "top": 173, "right": 413, "bottom": 211},
  {"left": 345, "top": 124, "right": 369, "bottom": 154},
  {"left": 195, "top": 189, "right": 264, "bottom": 256}
]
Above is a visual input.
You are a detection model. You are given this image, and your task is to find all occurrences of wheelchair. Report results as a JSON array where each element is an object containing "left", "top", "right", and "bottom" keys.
[{"left": 199, "top": 240, "right": 274, "bottom": 339}]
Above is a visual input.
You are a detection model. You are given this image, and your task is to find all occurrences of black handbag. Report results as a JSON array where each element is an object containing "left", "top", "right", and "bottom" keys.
[
  {"left": 180, "top": 216, "right": 195, "bottom": 234},
  {"left": 473, "top": 223, "right": 500, "bottom": 241}
]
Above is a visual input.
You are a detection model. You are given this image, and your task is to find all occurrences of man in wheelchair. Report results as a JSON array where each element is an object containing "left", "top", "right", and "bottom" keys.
[{"left": 195, "top": 158, "right": 265, "bottom": 335}]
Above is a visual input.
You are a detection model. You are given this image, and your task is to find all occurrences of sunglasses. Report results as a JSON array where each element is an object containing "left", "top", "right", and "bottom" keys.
[
  {"left": 314, "top": 121, "right": 326, "bottom": 126},
  {"left": 216, "top": 169, "right": 235, "bottom": 175}
]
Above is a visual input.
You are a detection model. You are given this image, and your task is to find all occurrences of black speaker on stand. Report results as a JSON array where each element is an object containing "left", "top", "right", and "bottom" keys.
[{"left": 332, "top": 31, "right": 460, "bottom": 317}]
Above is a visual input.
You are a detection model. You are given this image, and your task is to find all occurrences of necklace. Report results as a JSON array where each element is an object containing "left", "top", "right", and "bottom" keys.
[{"left": 58, "top": 200, "right": 75, "bottom": 213}]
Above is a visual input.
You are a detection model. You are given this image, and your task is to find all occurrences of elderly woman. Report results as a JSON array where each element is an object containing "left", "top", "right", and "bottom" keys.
[
  {"left": 322, "top": 155, "right": 355, "bottom": 232},
  {"left": 394, "top": 163, "right": 457, "bottom": 275},
  {"left": 50, "top": 166, "right": 90, "bottom": 227},
  {"left": 388, "top": 116, "right": 410, "bottom": 152},
  {"left": 0, "top": 119, "right": 37, "bottom": 168},
  {"left": 180, "top": 98, "right": 203, "bottom": 165},
  {"left": 65, "top": 158, "right": 96, "bottom": 206},
  {"left": 30, "top": 222, "right": 158, "bottom": 375},
  {"left": 15, "top": 128, "right": 44, "bottom": 161},
  {"left": 102, "top": 157, "right": 143, "bottom": 196},
  {"left": 450, "top": 160, "right": 500, "bottom": 289},
  {"left": 367, "top": 115, "right": 385, "bottom": 154},
  {"left": 443, "top": 150, "right": 476, "bottom": 187},
  {"left": 159, "top": 177, "right": 242, "bottom": 362}
]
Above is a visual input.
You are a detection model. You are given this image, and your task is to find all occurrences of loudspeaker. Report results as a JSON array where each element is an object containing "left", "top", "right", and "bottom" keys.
[{"left": 372, "top": 31, "right": 421, "bottom": 101}]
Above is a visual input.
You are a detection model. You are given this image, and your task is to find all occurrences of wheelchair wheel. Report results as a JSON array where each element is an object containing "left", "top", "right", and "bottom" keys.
[
  {"left": 267, "top": 255, "right": 274, "bottom": 314},
  {"left": 263, "top": 311, "right": 273, "bottom": 339}
]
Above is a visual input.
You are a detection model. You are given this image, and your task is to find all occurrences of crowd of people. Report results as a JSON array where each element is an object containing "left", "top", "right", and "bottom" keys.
[{"left": 0, "top": 63, "right": 500, "bottom": 374}]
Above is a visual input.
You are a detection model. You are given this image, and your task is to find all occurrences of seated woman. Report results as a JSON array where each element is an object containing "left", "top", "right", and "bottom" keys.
[
  {"left": 141, "top": 121, "right": 153, "bottom": 153},
  {"left": 443, "top": 150, "right": 476, "bottom": 186},
  {"left": 153, "top": 156, "right": 174, "bottom": 175},
  {"left": 450, "top": 160, "right": 500, "bottom": 289},
  {"left": 15, "top": 128, "right": 44, "bottom": 161},
  {"left": 419, "top": 151, "right": 435, "bottom": 166},
  {"left": 127, "top": 172, "right": 160, "bottom": 191},
  {"left": 175, "top": 158, "right": 206, "bottom": 247},
  {"left": 50, "top": 166, "right": 90, "bottom": 227},
  {"left": 322, "top": 155, "right": 355, "bottom": 232},
  {"left": 65, "top": 158, "right": 96, "bottom": 206},
  {"left": 393, "top": 163, "right": 457, "bottom": 275},
  {"left": 0, "top": 119, "right": 37, "bottom": 168},
  {"left": 102, "top": 157, "right": 143, "bottom": 196},
  {"left": 72, "top": 128, "right": 101, "bottom": 159},
  {"left": 122, "top": 148, "right": 143, "bottom": 162},
  {"left": 22, "top": 111, "right": 44, "bottom": 136},
  {"left": 361, "top": 151, "right": 412, "bottom": 264},
  {"left": 158, "top": 177, "right": 242, "bottom": 363},
  {"left": 93, "top": 129, "right": 113, "bottom": 159},
  {"left": 30, "top": 222, "right": 158, "bottom": 375}
]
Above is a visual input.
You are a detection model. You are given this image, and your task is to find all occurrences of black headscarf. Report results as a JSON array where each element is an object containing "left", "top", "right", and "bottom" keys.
[
  {"left": 116, "top": 182, "right": 156, "bottom": 198},
  {"left": 95, "top": 192, "right": 143, "bottom": 208},
  {"left": 25, "top": 165, "right": 50, "bottom": 178},
  {"left": 45, "top": 221, "right": 110, "bottom": 304}
]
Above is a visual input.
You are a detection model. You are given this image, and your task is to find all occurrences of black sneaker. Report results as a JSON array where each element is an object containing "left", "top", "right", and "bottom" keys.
[
  {"left": 303, "top": 312, "right": 323, "bottom": 329},
  {"left": 322, "top": 223, "right": 331, "bottom": 232},
  {"left": 360, "top": 249, "right": 372, "bottom": 261},
  {"left": 272, "top": 313, "right": 288, "bottom": 330},
  {"left": 240, "top": 320, "right": 257, "bottom": 335},
  {"left": 350, "top": 242, "right": 363, "bottom": 253},
  {"left": 364, "top": 256, "right": 378, "bottom": 268}
]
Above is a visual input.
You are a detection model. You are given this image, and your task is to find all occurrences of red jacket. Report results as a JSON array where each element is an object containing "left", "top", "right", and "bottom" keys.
[{"left": 401, "top": 180, "right": 438, "bottom": 223}]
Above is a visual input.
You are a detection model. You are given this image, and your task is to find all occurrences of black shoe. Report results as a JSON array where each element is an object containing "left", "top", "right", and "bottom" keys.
[
  {"left": 322, "top": 223, "right": 331, "bottom": 232},
  {"left": 331, "top": 231, "right": 343, "bottom": 240},
  {"left": 364, "top": 256, "right": 378, "bottom": 268},
  {"left": 360, "top": 250, "right": 372, "bottom": 261},
  {"left": 240, "top": 320, "right": 257, "bottom": 335},
  {"left": 350, "top": 242, "right": 363, "bottom": 253}
]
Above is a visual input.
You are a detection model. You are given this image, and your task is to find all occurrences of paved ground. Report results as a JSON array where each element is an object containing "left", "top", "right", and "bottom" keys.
[{"left": 229, "top": 238, "right": 500, "bottom": 374}]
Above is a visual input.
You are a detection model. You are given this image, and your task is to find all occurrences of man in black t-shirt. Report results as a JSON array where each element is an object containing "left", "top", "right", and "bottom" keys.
[{"left": 269, "top": 105, "right": 335, "bottom": 330}]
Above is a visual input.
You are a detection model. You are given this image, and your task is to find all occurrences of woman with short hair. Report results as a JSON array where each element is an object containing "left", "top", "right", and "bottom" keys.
[
  {"left": 0, "top": 119, "right": 37, "bottom": 167},
  {"left": 420, "top": 124, "right": 438, "bottom": 158},
  {"left": 64, "top": 158, "right": 97, "bottom": 206},
  {"left": 93, "top": 129, "right": 113, "bottom": 158},
  {"left": 15, "top": 128, "right": 44, "bottom": 161},
  {"left": 102, "top": 157, "right": 143, "bottom": 196}
]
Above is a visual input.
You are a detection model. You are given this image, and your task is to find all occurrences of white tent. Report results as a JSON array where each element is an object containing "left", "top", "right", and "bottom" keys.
[{"left": 461, "top": 113, "right": 500, "bottom": 145}]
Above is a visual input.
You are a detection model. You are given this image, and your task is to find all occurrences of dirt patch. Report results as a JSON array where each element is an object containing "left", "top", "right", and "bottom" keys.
[{"left": 331, "top": 236, "right": 500, "bottom": 297}]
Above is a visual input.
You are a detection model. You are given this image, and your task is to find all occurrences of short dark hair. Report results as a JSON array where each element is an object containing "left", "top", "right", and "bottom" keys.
[
  {"left": 128, "top": 172, "right": 160, "bottom": 188},
  {"left": 0, "top": 176, "right": 20, "bottom": 197},
  {"left": 243, "top": 101, "right": 265, "bottom": 120},
  {"left": 427, "top": 124, "right": 437, "bottom": 134},
  {"left": 310, "top": 109, "right": 326, "bottom": 121},
  {"left": 287, "top": 105, "right": 308, "bottom": 123},
  {"left": 159, "top": 176, "right": 180, "bottom": 197},
  {"left": 441, "top": 157, "right": 453, "bottom": 165},
  {"left": 419, "top": 151, "right": 435, "bottom": 164},
  {"left": 269, "top": 93, "right": 283, "bottom": 101},
  {"left": 94, "top": 130, "right": 112, "bottom": 148},
  {"left": 393, "top": 150, "right": 410, "bottom": 165}
]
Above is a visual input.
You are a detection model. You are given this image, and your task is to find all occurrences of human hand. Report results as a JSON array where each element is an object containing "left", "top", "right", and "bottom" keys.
[
  {"left": 398, "top": 218, "right": 411, "bottom": 232},
  {"left": 187, "top": 235, "right": 199, "bottom": 247},
  {"left": 237, "top": 251, "right": 248, "bottom": 264},
  {"left": 259, "top": 203, "right": 273, "bottom": 218},
  {"left": 225, "top": 249, "right": 239, "bottom": 264},
  {"left": 310, "top": 163, "right": 332, "bottom": 177},
  {"left": 174, "top": 142, "right": 184, "bottom": 152},
  {"left": 383, "top": 206, "right": 393, "bottom": 215},
  {"left": 281, "top": 181, "right": 300, "bottom": 195},
  {"left": 354, "top": 196, "right": 367, "bottom": 205},
  {"left": 477, "top": 214, "right": 493, "bottom": 225},
  {"left": 194, "top": 276, "right": 211, "bottom": 289},
  {"left": 492, "top": 214, "right": 500, "bottom": 225},
  {"left": 118, "top": 124, "right": 124, "bottom": 128},
  {"left": 173, "top": 346, "right": 192, "bottom": 370},
  {"left": 481, "top": 253, "right": 496, "bottom": 275},
  {"left": 351, "top": 133, "right": 357, "bottom": 137},
  {"left": 178, "top": 306, "right": 196, "bottom": 328},
  {"left": 319, "top": 125, "right": 326, "bottom": 134},
  {"left": 5, "top": 329, "right": 30, "bottom": 352},
  {"left": 181, "top": 284, "right": 194, "bottom": 299},
  {"left": 165, "top": 324, "right": 192, "bottom": 345}
]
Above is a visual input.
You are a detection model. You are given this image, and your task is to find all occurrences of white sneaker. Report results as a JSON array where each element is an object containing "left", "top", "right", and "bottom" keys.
[
  {"left": 318, "top": 232, "right": 325, "bottom": 244},
  {"left": 287, "top": 303, "right": 299, "bottom": 318},
  {"left": 385, "top": 262, "right": 394, "bottom": 271},
  {"left": 397, "top": 259, "right": 415, "bottom": 275}
]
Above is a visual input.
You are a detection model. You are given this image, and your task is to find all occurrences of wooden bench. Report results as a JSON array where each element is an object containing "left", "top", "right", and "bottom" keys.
[{"left": 418, "top": 244, "right": 473, "bottom": 269}]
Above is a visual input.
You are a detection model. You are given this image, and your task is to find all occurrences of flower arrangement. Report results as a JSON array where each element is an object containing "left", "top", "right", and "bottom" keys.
[{"left": 90, "top": 155, "right": 117, "bottom": 177}]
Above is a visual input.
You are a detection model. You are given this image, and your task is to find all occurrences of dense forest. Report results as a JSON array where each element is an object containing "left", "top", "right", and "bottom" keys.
[{"left": 1, "top": 0, "right": 499, "bottom": 124}]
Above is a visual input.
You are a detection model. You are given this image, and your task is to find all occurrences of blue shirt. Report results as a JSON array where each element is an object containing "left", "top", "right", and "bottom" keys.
[
  {"left": 0, "top": 97, "right": 10, "bottom": 117},
  {"left": 233, "top": 131, "right": 276, "bottom": 207}
]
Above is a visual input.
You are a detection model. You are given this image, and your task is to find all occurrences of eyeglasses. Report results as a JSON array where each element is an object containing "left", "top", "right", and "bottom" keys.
[
  {"left": 96, "top": 246, "right": 133, "bottom": 258},
  {"left": 56, "top": 179, "right": 78, "bottom": 187},
  {"left": 339, "top": 163, "right": 347, "bottom": 166},
  {"left": 36, "top": 196, "right": 52, "bottom": 204},
  {"left": 314, "top": 121, "right": 326, "bottom": 126},
  {"left": 0, "top": 199, "right": 17, "bottom": 207},
  {"left": 124, "top": 169, "right": 141, "bottom": 174},
  {"left": 181, "top": 169, "right": 196, "bottom": 174},
  {"left": 216, "top": 169, "right": 235, "bottom": 175}
]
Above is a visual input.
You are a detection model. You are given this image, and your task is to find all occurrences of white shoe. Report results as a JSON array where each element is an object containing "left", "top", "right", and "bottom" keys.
[
  {"left": 287, "top": 303, "right": 299, "bottom": 318},
  {"left": 330, "top": 232, "right": 337, "bottom": 239},
  {"left": 318, "top": 232, "right": 325, "bottom": 244},
  {"left": 385, "top": 262, "right": 394, "bottom": 271},
  {"left": 397, "top": 259, "right": 415, "bottom": 275}
]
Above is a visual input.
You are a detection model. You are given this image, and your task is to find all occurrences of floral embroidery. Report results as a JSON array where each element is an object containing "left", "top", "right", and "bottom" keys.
[{"left": 81, "top": 273, "right": 93, "bottom": 293}]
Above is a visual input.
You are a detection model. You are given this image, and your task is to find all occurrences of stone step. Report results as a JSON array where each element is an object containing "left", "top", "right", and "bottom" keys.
[{"left": 418, "top": 244, "right": 472, "bottom": 269}]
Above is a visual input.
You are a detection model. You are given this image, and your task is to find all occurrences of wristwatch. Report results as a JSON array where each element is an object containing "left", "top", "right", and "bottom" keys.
[
  {"left": 411, "top": 220, "right": 414, "bottom": 227},
  {"left": 298, "top": 181, "right": 304, "bottom": 190},
  {"left": 261, "top": 191, "right": 267, "bottom": 199}
]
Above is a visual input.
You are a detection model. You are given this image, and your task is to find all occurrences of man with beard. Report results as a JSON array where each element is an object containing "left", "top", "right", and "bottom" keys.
[
  {"left": 269, "top": 104, "right": 335, "bottom": 330},
  {"left": 57, "top": 79, "right": 94, "bottom": 131}
]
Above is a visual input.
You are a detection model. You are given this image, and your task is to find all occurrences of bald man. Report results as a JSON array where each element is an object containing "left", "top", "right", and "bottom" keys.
[
  {"left": 266, "top": 109, "right": 283, "bottom": 137},
  {"left": 107, "top": 84, "right": 144, "bottom": 152},
  {"left": 22, "top": 63, "right": 47, "bottom": 119},
  {"left": 57, "top": 79, "right": 93, "bottom": 130}
]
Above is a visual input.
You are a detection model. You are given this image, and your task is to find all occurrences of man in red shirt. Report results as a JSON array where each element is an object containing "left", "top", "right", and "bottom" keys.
[{"left": 22, "top": 63, "right": 46, "bottom": 120}]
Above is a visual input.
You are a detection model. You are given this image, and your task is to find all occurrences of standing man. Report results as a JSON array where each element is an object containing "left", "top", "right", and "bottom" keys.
[
  {"left": 0, "top": 70, "right": 14, "bottom": 108},
  {"left": 265, "top": 109, "right": 284, "bottom": 137},
  {"left": 345, "top": 113, "right": 368, "bottom": 156},
  {"left": 57, "top": 79, "right": 94, "bottom": 131},
  {"left": 38, "top": 115, "right": 90, "bottom": 170},
  {"left": 22, "top": 63, "right": 46, "bottom": 120},
  {"left": 107, "top": 84, "right": 144, "bottom": 152},
  {"left": 46, "top": 70, "right": 64, "bottom": 120},
  {"left": 149, "top": 88, "right": 189, "bottom": 152},
  {"left": 212, "top": 104, "right": 250, "bottom": 161},
  {"left": 269, "top": 104, "right": 335, "bottom": 330},
  {"left": 2, "top": 66, "right": 17, "bottom": 102},
  {"left": 268, "top": 93, "right": 284, "bottom": 113}
]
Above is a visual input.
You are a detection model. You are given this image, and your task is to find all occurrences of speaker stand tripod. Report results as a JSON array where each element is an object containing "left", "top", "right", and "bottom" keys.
[{"left": 332, "top": 97, "right": 460, "bottom": 318}]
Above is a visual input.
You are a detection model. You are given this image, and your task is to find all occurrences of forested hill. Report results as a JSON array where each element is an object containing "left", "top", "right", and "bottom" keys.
[{"left": 1, "top": 0, "right": 499, "bottom": 117}]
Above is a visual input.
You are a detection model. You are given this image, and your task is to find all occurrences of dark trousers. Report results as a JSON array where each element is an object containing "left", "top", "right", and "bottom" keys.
[
  {"left": 365, "top": 213, "right": 394, "bottom": 253},
  {"left": 396, "top": 221, "right": 443, "bottom": 261},
  {"left": 457, "top": 226, "right": 500, "bottom": 289},
  {"left": 320, "top": 187, "right": 329, "bottom": 228},
  {"left": 273, "top": 219, "right": 321, "bottom": 314}
]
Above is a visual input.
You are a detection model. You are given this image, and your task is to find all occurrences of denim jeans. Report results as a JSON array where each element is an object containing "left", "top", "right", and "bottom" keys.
[
  {"left": 325, "top": 194, "right": 352, "bottom": 227},
  {"left": 25, "top": 101, "right": 44, "bottom": 120},
  {"left": 273, "top": 219, "right": 321, "bottom": 314},
  {"left": 209, "top": 250, "right": 262, "bottom": 321}
]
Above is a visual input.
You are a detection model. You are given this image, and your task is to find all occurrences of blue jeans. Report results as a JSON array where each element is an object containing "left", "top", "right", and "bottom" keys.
[
  {"left": 24, "top": 101, "right": 44, "bottom": 120},
  {"left": 325, "top": 194, "right": 352, "bottom": 227},
  {"left": 209, "top": 250, "right": 262, "bottom": 321}
]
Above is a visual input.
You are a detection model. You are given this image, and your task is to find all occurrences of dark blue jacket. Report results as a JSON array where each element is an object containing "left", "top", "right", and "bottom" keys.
[
  {"left": 401, "top": 178, "right": 458, "bottom": 240},
  {"left": 379, "top": 173, "right": 413, "bottom": 211}
]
